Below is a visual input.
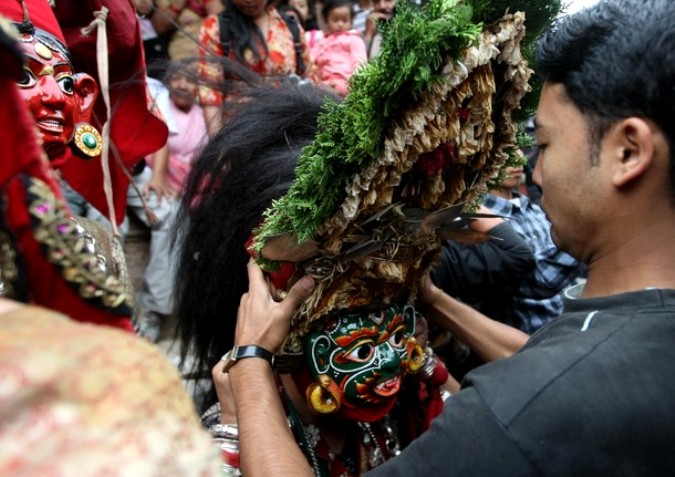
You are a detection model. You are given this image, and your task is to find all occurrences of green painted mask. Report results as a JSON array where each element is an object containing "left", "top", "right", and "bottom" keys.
[{"left": 304, "top": 302, "right": 424, "bottom": 422}]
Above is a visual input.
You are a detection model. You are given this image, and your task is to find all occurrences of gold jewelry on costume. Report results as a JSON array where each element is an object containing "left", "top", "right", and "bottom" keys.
[
  {"left": 406, "top": 340, "right": 426, "bottom": 374},
  {"left": 72, "top": 123, "right": 103, "bottom": 158},
  {"left": 306, "top": 374, "right": 341, "bottom": 414}
]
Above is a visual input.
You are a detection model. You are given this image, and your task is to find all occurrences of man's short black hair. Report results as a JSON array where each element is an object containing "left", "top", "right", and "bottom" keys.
[{"left": 536, "top": 0, "right": 674, "bottom": 197}]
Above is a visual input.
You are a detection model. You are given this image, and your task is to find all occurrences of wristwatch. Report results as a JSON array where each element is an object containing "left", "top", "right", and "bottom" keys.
[{"left": 221, "top": 345, "right": 275, "bottom": 373}]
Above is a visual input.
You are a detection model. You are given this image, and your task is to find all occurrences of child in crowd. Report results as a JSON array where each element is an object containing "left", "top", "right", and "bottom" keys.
[{"left": 310, "top": 0, "right": 366, "bottom": 96}]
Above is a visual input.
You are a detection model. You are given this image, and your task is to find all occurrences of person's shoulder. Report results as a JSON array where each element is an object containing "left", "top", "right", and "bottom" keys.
[
  {"left": 268, "top": 6, "right": 286, "bottom": 24},
  {"left": 483, "top": 193, "right": 513, "bottom": 215}
]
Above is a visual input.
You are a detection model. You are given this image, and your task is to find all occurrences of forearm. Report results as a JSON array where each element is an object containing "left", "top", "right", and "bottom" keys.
[
  {"left": 230, "top": 359, "right": 313, "bottom": 477},
  {"left": 442, "top": 373, "right": 461, "bottom": 394},
  {"left": 422, "top": 292, "right": 528, "bottom": 361},
  {"left": 151, "top": 144, "right": 170, "bottom": 177}
]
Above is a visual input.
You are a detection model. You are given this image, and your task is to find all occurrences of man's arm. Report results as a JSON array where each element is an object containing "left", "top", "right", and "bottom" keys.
[
  {"left": 432, "top": 221, "right": 535, "bottom": 305},
  {"left": 144, "top": 144, "right": 176, "bottom": 203},
  {"left": 224, "top": 261, "right": 315, "bottom": 477},
  {"left": 229, "top": 360, "right": 313, "bottom": 477},
  {"left": 419, "top": 280, "right": 529, "bottom": 361}
]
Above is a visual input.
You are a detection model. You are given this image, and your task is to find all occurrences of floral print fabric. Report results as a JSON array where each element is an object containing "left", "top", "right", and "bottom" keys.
[{"left": 198, "top": 7, "right": 312, "bottom": 106}]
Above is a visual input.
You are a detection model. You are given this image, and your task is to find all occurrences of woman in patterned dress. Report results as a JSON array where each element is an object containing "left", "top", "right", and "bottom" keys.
[{"left": 197, "top": 0, "right": 312, "bottom": 135}]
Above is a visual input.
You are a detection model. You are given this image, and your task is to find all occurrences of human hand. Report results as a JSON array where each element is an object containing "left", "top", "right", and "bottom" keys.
[
  {"left": 212, "top": 361, "right": 237, "bottom": 423},
  {"left": 143, "top": 174, "right": 176, "bottom": 205},
  {"left": 365, "top": 11, "right": 391, "bottom": 38},
  {"left": 468, "top": 205, "right": 503, "bottom": 233},
  {"left": 418, "top": 273, "right": 444, "bottom": 308},
  {"left": 234, "top": 260, "right": 315, "bottom": 352}
]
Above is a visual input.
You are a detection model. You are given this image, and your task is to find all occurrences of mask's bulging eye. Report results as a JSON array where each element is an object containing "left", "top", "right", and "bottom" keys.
[
  {"left": 388, "top": 327, "right": 406, "bottom": 348},
  {"left": 58, "top": 76, "right": 74, "bottom": 94},
  {"left": 18, "top": 69, "right": 36, "bottom": 88},
  {"left": 345, "top": 341, "right": 375, "bottom": 363}
]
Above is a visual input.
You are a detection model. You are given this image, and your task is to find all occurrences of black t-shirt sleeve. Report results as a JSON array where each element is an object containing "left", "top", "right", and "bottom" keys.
[
  {"left": 365, "top": 387, "right": 536, "bottom": 477},
  {"left": 431, "top": 222, "right": 535, "bottom": 303}
]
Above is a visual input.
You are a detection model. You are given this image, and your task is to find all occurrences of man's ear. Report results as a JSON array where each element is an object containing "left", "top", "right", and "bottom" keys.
[
  {"left": 610, "top": 118, "right": 655, "bottom": 188},
  {"left": 72, "top": 73, "right": 99, "bottom": 124}
]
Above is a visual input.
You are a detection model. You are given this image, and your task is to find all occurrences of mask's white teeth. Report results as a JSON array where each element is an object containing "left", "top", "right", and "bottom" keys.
[{"left": 38, "top": 119, "right": 64, "bottom": 127}]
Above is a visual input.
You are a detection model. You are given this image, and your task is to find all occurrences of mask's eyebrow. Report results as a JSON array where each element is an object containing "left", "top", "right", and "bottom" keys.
[
  {"left": 386, "top": 312, "right": 405, "bottom": 333},
  {"left": 334, "top": 326, "right": 379, "bottom": 348},
  {"left": 377, "top": 312, "right": 406, "bottom": 344},
  {"left": 24, "top": 55, "right": 72, "bottom": 74}
]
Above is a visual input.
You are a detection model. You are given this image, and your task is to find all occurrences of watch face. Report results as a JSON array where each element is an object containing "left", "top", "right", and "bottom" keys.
[{"left": 222, "top": 348, "right": 236, "bottom": 373}]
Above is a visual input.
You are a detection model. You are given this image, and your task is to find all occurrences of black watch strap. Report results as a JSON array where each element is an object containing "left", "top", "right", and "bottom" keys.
[{"left": 222, "top": 345, "right": 275, "bottom": 373}]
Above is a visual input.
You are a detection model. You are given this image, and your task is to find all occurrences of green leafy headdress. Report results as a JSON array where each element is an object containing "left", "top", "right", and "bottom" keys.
[{"left": 254, "top": 0, "right": 560, "bottom": 353}]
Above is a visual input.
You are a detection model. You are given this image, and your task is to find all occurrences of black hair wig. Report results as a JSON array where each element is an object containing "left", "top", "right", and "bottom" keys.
[{"left": 174, "top": 79, "right": 338, "bottom": 410}]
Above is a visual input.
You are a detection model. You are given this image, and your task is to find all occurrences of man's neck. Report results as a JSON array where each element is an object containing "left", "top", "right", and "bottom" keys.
[{"left": 581, "top": 219, "right": 675, "bottom": 298}]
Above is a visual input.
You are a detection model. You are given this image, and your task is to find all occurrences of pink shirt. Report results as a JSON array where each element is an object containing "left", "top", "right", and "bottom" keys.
[
  {"left": 310, "top": 30, "right": 367, "bottom": 96},
  {"left": 165, "top": 101, "right": 207, "bottom": 191}
]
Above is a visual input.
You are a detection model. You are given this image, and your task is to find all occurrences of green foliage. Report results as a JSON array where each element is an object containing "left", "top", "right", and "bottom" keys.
[
  {"left": 516, "top": 124, "right": 535, "bottom": 150},
  {"left": 255, "top": 0, "right": 560, "bottom": 256},
  {"left": 255, "top": 0, "right": 481, "bottom": 248}
]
